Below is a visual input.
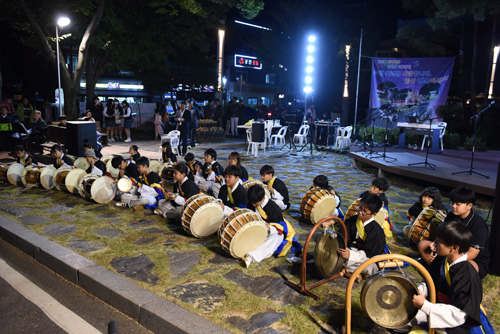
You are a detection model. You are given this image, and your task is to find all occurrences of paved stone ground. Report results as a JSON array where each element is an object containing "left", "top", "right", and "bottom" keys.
[{"left": 0, "top": 137, "right": 497, "bottom": 334}]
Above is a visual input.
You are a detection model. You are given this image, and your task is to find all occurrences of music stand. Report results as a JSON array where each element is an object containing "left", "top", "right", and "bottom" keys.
[
  {"left": 452, "top": 102, "right": 494, "bottom": 178},
  {"left": 280, "top": 121, "right": 298, "bottom": 151},
  {"left": 378, "top": 115, "right": 397, "bottom": 162},
  {"left": 408, "top": 118, "right": 438, "bottom": 170},
  {"left": 363, "top": 116, "right": 383, "bottom": 159}
]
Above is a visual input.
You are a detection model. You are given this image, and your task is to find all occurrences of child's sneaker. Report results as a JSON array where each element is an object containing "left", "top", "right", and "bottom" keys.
[
  {"left": 115, "top": 202, "right": 128, "bottom": 207},
  {"left": 241, "top": 256, "right": 252, "bottom": 268},
  {"left": 154, "top": 208, "right": 163, "bottom": 216}
]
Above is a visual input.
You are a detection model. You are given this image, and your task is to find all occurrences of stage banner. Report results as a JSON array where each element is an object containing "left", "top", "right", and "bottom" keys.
[{"left": 369, "top": 57, "right": 455, "bottom": 124}]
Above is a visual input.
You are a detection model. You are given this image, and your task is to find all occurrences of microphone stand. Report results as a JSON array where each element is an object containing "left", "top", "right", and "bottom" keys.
[
  {"left": 379, "top": 114, "right": 397, "bottom": 162},
  {"left": 280, "top": 121, "right": 298, "bottom": 151},
  {"left": 363, "top": 116, "right": 383, "bottom": 158},
  {"left": 408, "top": 117, "right": 439, "bottom": 170},
  {"left": 452, "top": 102, "right": 494, "bottom": 178}
]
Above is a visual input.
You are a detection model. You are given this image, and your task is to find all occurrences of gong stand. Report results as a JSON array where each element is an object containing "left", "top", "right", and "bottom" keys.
[
  {"left": 285, "top": 216, "right": 348, "bottom": 300},
  {"left": 343, "top": 254, "right": 436, "bottom": 334}
]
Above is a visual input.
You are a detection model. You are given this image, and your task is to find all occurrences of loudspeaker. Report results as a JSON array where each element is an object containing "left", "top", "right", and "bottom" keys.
[
  {"left": 66, "top": 121, "right": 97, "bottom": 157},
  {"left": 251, "top": 122, "right": 265, "bottom": 143}
]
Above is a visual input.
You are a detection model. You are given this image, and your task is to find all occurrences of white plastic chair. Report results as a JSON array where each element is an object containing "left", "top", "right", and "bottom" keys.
[
  {"left": 343, "top": 126, "right": 353, "bottom": 148},
  {"left": 421, "top": 122, "right": 446, "bottom": 150},
  {"left": 293, "top": 125, "right": 310, "bottom": 145},
  {"left": 334, "top": 127, "right": 345, "bottom": 149},
  {"left": 246, "top": 129, "right": 266, "bottom": 157},
  {"left": 271, "top": 126, "right": 288, "bottom": 147},
  {"left": 161, "top": 130, "right": 180, "bottom": 155},
  {"left": 264, "top": 120, "right": 273, "bottom": 147}
]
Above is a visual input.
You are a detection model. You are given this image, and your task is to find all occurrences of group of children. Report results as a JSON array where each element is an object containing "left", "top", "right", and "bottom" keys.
[{"left": 12, "top": 142, "right": 493, "bottom": 333}]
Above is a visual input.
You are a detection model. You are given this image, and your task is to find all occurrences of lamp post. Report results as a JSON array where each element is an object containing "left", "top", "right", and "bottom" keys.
[{"left": 56, "top": 17, "right": 70, "bottom": 117}]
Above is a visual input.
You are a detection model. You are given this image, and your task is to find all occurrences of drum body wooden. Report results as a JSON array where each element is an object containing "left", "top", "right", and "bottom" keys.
[
  {"left": 53, "top": 166, "right": 73, "bottom": 191},
  {"left": 299, "top": 188, "right": 336, "bottom": 224},
  {"left": 40, "top": 166, "right": 57, "bottom": 189},
  {"left": 21, "top": 165, "right": 42, "bottom": 188},
  {"left": 78, "top": 174, "right": 99, "bottom": 199},
  {"left": 74, "top": 157, "right": 90, "bottom": 171},
  {"left": 242, "top": 180, "right": 271, "bottom": 199},
  {"left": 218, "top": 209, "right": 268, "bottom": 258},
  {"left": 344, "top": 198, "right": 362, "bottom": 222},
  {"left": 65, "top": 169, "right": 87, "bottom": 194},
  {"left": 361, "top": 270, "right": 418, "bottom": 329},
  {"left": 91, "top": 176, "right": 116, "bottom": 204},
  {"left": 181, "top": 194, "right": 224, "bottom": 238},
  {"left": 408, "top": 207, "right": 446, "bottom": 245},
  {"left": 7, "top": 163, "right": 26, "bottom": 186}
]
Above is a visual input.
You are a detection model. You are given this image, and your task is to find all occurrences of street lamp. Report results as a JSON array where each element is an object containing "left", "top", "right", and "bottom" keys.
[{"left": 56, "top": 16, "right": 70, "bottom": 117}]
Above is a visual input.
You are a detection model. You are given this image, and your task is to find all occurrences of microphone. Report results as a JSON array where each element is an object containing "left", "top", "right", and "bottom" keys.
[{"left": 490, "top": 101, "right": 495, "bottom": 106}]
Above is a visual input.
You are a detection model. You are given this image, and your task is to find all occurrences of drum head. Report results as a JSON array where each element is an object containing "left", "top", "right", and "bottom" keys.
[
  {"left": 117, "top": 177, "right": 133, "bottom": 193},
  {"left": 374, "top": 209, "right": 387, "bottom": 227},
  {"left": 149, "top": 160, "right": 162, "bottom": 174},
  {"left": 242, "top": 180, "right": 271, "bottom": 199},
  {"left": 361, "top": 271, "right": 418, "bottom": 329},
  {"left": 91, "top": 176, "right": 116, "bottom": 204},
  {"left": 78, "top": 174, "right": 99, "bottom": 199},
  {"left": 7, "top": 163, "right": 25, "bottom": 186},
  {"left": 65, "top": 169, "right": 87, "bottom": 194},
  {"left": 314, "top": 231, "right": 346, "bottom": 277},
  {"left": 408, "top": 207, "right": 446, "bottom": 245},
  {"left": 53, "top": 167, "right": 73, "bottom": 191},
  {"left": 40, "top": 166, "right": 57, "bottom": 189},
  {"left": 74, "top": 157, "right": 90, "bottom": 171},
  {"left": 21, "top": 166, "right": 41, "bottom": 188},
  {"left": 101, "top": 155, "right": 115, "bottom": 164},
  {"left": 185, "top": 203, "right": 224, "bottom": 238},
  {"left": 229, "top": 220, "right": 268, "bottom": 258},
  {"left": 310, "top": 195, "right": 336, "bottom": 224},
  {"left": 106, "top": 159, "right": 120, "bottom": 178}
]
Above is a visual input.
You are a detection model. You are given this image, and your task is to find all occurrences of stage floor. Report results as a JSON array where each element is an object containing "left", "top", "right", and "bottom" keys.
[{"left": 349, "top": 146, "right": 499, "bottom": 197}]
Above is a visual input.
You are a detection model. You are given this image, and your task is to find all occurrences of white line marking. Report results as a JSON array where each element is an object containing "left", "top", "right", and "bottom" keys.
[{"left": 0, "top": 259, "right": 101, "bottom": 334}]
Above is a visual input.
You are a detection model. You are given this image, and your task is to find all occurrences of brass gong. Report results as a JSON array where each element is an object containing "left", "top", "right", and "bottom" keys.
[
  {"left": 314, "top": 230, "right": 346, "bottom": 278},
  {"left": 360, "top": 270, "right": 418, "bottom": 329}
]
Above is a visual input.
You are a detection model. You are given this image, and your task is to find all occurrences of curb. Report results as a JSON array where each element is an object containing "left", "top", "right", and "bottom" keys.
[{"left": 0, "top": 215, "right": 232, "bottom": 334}]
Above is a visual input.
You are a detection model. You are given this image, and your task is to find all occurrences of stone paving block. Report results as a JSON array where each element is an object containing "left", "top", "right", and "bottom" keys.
[
  {"left": 140, "top": 296, "right": 233, "bottom": 334},
  {"left": 43, "top": 223, "right": 77, "bottom": 237},
  {"left": 18, "top": 215, "right": 50, "bottom": 225}
]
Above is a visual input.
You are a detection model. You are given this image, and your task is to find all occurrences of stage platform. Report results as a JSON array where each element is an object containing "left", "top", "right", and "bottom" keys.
[{"left": 349, "top": 147, "right": 499, "bottom": 197}]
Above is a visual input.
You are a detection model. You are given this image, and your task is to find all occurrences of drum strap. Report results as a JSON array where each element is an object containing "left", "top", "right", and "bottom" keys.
[
  {"left": 269, "top": 177, "right": 276, "bottom": 188},
  {"left": 257, "top": 206, "right": 268, "bottom": 220},
  {"left": 21, "top": 158, "right": 28, "bottom": 166},
  {"left": 57, "top": 158, "right": 62, "bottom": 167},
  {"left": 151, "top": 183, "right": 168, "bottom": 199},
  {"left": 227, "top": 186, "right": 235, "bottom": 205},
  {"left": 188, "top": 163, "right": 195, "bottom": 172},
  {"left": 356, "top": 218, "right": 367, "bottom": 241},
  {"left": 438, "top": 258, "right": 452, "bottom": 304}
]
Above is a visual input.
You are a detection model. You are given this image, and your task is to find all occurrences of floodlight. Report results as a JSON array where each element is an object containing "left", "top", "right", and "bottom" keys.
[
  {"left": 57, "top": 17, "right": 70, "bottom": 27},
  {"left": 303, "top": 86, "right": 312, "bottom": 94},
  {"left": 308, "top": 35, "right": 316, "bottom": 43},
  {"left": 306, "top": 56, "right": 314, "bottom": 63},
  {"left": 305, "top": 76, "right": 312, "bottom": 84},
  {"left": 307, "top": 45, "right": 315, "bottom": 53},
  {"left": 306, "top": 66, "right": 313, "bottom": 73}
]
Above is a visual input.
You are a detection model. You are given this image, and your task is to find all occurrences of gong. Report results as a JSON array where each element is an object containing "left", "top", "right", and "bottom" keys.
[
  {"left": 360, "top": 270, "right": 418, "bottom": 329},
  {"left": 314, "top": 230, "right": 346, "bottom": 278}
]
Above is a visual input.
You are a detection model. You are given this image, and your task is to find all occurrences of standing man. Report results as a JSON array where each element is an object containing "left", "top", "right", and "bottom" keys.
[
  {"left": 269, "top": 100, "right": 280, "bottom": 120},
  {"left": 90, "top": 97, "right": 104, "bottom": 127},
  {"left": 176, "top": 101, "right": 191, "bottom": 156},
  {"left": 304, "top": 104, "right": 316, "bottom": 124},
  {"left": 187, "top": 98, "right": 200, "bottom": 148},
  {"left": 214, "top": 99, "right": 223, "bottom": 127},
  {"left": 229, "top": 97, "right": 239, "bottom": 136}
]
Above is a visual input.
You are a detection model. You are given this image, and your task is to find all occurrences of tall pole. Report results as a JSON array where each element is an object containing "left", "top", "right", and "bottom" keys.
[
  {"left": 56, "top": 25, "right": 63, "bottom": 116},
  {"left": 353, "top": 28, "right": 363, "bottom": 135}
]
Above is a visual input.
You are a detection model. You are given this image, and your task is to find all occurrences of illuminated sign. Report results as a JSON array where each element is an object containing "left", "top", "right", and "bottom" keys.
[
  {"left": 80, "top": 82, "right": 144, "bottom": 90},
  {"left": 234, "top": 54, "right": 262, "bottom": 70}
]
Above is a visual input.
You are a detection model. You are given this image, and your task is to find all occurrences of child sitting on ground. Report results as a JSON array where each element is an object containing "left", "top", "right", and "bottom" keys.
[
  {"left": 14, "top": 145, "right": 38, "bottom": 166},
  {"left": 116, "top": 157, "right": 162, "bottom": 210},
  {"left": 418, "top": 186, "right": 490, "bottom": 279},
  {"left": 403, "top": 187, "right": 446, "bottom": 237},
  {"left": 51, "top": 144, "right": 73, "bottom": 168},
  {"left": 338, "top": 193, "right": 385, "bottom": 276},
  {"left": 217, "top": 165, "right": 247, "bottom": 217},
  {"left": 129, "top": 145, "right": 140, "bottom": 163},
  {"left": 195, "top": 148, "right": 224, "bottom": 197},
  {"left": 312, "top": 174, "right": 343, "bottom": 219},
  {"left": 227, "top": 152, "right": 248, "bottom": 181},
  {"left": 242, "top": 184, "right": 301, "bottom": 267},
  {"left": 401, "top": 221, "right": 483, "bottom": 333},
  {"left": 155, "top": 163, "right": 199, "bottom": 221},
  {"left": 183, "top": 152, "right": 202, "bottom": 180},
  {"left": 161, "top": 142, "right": 177, "bottom": 164},
  {"left": 260, "top": 164, "right": 290, "bottom": 210},
  {"left": 359, "top": 177, "right": 390, "bottom": 209}
]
